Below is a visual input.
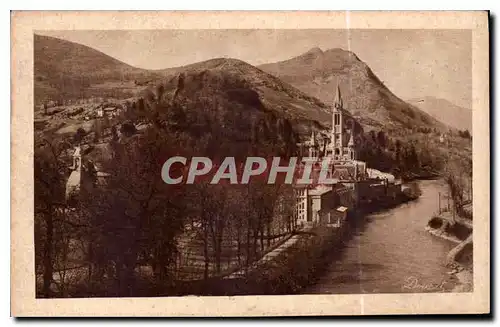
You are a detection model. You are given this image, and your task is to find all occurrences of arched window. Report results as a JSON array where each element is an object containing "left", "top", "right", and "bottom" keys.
[{"left": 335, "top": 148, "right": 340, "bottom": 155}]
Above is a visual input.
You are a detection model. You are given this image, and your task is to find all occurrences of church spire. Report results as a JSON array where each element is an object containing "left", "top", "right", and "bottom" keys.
[
  {"left": 333, "top": 82, "right": 343, "bottom": 111},
  {"left": 348, "top": 120, "right": 356, "bottom": 161},
  {"left": 71, "top": 146, "right": 82, "bottom": 171},
  {"left": 310, "top": 129, "right": 316, "bottom": 146},
  {"left": 348, "top": 131, "right": 354, "bottom": 146},
  {"left": 348, "top": 120, "right": 355, "bottom": 146},
  {"left": 308, "top": 129, "right": 317, "bottom": 158},
  {"left": 347, "top": 119, "right": 356, "bottom": 146}
]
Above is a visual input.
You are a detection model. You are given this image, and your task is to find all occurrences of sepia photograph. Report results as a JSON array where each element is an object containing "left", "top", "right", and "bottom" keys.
[{"left": 11, "top": 11, "right": 489, "bottom": 316}]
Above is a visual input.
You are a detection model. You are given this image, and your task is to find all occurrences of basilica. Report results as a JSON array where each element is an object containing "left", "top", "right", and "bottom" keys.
[
  {"left": 294, "top": 83, "right": 404, "bottom": 227},
  {"left": 303, "top": 83, "right": 358, "bottom": 162}
]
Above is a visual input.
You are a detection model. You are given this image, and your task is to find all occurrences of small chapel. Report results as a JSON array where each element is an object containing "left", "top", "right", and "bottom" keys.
[{"left": 65, "top": 144, "right": 111, "bottom": 204}]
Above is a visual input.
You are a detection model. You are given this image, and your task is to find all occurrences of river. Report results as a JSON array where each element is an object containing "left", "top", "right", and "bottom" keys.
[{"left": 305, "top": 179, "right": 457, "bottom": 294}]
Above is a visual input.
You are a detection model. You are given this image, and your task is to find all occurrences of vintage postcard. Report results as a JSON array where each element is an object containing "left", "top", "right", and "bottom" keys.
[{"left": 11, "top": 11, "right": 490, "bottom": 316}]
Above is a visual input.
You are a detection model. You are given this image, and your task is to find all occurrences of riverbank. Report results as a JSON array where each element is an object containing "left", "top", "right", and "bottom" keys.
[
  {"left": 448, "top": 233, "right": 473, "bottom": 292},
  {"left": 237, "top": 182, "right": 427, "bottom": 295},
  {"left": 426, "top": 212, "right": 473, "bottom": 292},
  {"left": 237, "top": 187, "right": 423, "bottom": 295},
  {"left": 306, "top": 179, "right": 460, "bottom": 294},
  {"left": 173, "top": 180, "right": 447, "bottom": 296},
  {"left": 452, "top": 266, "right": 473, "bottom": 292}
]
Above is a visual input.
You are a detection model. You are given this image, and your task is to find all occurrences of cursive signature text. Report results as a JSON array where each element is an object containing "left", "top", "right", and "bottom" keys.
[{"left": 401, "top": 276, "right": 449, "bottom": 292}]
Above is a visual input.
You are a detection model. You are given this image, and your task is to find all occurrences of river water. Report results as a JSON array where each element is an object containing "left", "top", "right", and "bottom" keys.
[{"left": 306, "top": 179, "right": 457, "bottom": 294}]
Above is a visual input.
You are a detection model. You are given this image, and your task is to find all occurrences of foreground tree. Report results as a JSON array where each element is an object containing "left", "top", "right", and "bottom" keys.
[
  {"left": 79, "top": 127, "right": 190, "bottom": 296},
  {"left": 34, "top": 138, "right": 70, "bottom": 297}
]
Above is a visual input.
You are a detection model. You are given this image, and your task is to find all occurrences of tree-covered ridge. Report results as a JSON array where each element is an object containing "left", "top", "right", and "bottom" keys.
[
  {"left": 34, "top": 34, "right": 160, "bottom": 104},
  {"left": 34, "top": 66, "right": 305, "bottom": 297}
]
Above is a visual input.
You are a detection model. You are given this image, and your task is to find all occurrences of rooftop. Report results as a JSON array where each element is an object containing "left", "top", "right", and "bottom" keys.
[
  {"left": 336, "top": 206, "right": 348, "bottom": 213},
  {"left": 366, "top": 168, "right": 395, "bottom": 182},
  {"left": 308, "top": 184, "right": 333, "bottom": 196}
]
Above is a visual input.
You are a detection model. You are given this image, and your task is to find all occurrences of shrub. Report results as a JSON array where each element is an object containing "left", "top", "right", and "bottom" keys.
[
  {"left": 120, "top": 122, "right": 137, "bottom": 137},
  {"left": 74, "top": 127, "right": 86, "bottom": 143}
]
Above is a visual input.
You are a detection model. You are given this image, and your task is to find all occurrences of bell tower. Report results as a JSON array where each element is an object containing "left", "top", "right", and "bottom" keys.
[
  {"left": 71, "top": 146, "right": 82, "bottom": 172},
  {"left": 331, "top": 83, "right": 344, "bottom": 161},
  {"left": 66, "top": 146, "right": 82, "bottom": 203},
  {"left": 348, "top": 131, "right": 355, "bottom": 161},
  {"left": 347, "top": 119, "right": 357, "bottom": 161},
  {"left": 308, "top": 130, "right": 317, "bottom": 158}
]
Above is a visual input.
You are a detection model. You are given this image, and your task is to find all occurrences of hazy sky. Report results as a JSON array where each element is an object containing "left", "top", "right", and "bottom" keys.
[{"left": 39, "top": 29, "right": 472, "bottom": 109}]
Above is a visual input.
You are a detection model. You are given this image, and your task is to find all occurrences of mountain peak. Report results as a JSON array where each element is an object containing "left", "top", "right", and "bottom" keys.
[
  {"left": 34, "top": 34, "right": 155, "bottom": 104},
  {"left": 324, "top": 48, "right": 361, "bottom": 61},
  {"left": 305, "top": 47, "right": 323, "bottom": 55},
  {"left": 259, "top": 47, "right": 444, "bottom": 132}
]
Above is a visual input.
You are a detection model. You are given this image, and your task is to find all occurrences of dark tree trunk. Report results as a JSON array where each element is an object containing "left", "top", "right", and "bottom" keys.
[
  {"left": 88, "top": 242, "right": 93, "bottom": 285},
  {"left": 259, "top": 227, "right": 264, "bottom": 253},
  {"left": 210, "top": 228, "right": 219, "bottom": 275},
  {"left": 252, "top": 229, "right": 258, "bottom": 257},
  {"left": 43, "top": 209, "right": 53, "bottom": 298},
  {"left": 267, "top": 222, "right": 271, "bottom": 248},
  {"left": 237, "top": 227, "right": 241, "bottom": 265},
  {"left": 203, "top": 225, "right": 209, "bottom": 281},
  {"left": 245, "top": 223, "right": 251, "bottom": 271},
  {"left": 120, "top": 264, "right": 135, "bottom": 297},
  {"left": 215, "top": 232, "right": 223, "bottom": 274}
]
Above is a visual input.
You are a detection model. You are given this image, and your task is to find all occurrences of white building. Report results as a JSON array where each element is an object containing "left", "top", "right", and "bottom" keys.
[
  {"left": 65, "top": 144, "right": 111, "bottom": 205},
  {"left": 65, "top": 146, "right": 82, "bottom": 201}
]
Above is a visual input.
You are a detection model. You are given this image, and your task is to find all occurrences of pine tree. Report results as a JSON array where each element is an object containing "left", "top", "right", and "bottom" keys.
[
  {"left": 377, "top": 130, "right": 387, "bottom": 148},
  {"left": 111, "top": 126, "right": 119, "bottom": 142}
]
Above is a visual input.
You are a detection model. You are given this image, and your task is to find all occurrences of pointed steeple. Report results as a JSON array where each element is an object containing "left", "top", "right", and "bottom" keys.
[
  {"left": 347, "top": 120, "right": 356, "bottom": 161},
  {"left": 332, "top": 104, "right": 336, "bottom": 127},
  {"left": 348, "top": 120, "right": 355, "bottom": 146},
  {"left": 348, "top": 131, "right": 354, "bottom": 146},
  {"left": 71, "top": 146, "right": 82, "bottom": 171},
  {"left": 333, "top": 82, "right": 343, "bottom": 110},
  {"left": 308, "top": 129, "right": 318, "bottom": 158},
  {"left": 310, "top": 130, "right": 316, "bottom": 146},
  {"left": 66, "top": 146, "right": 83, "bottom": 202}
]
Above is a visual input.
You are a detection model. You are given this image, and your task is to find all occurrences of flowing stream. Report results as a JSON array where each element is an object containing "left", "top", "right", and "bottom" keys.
[{"left": 305, "top": 179, "right": 457, "bottom": 294}]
